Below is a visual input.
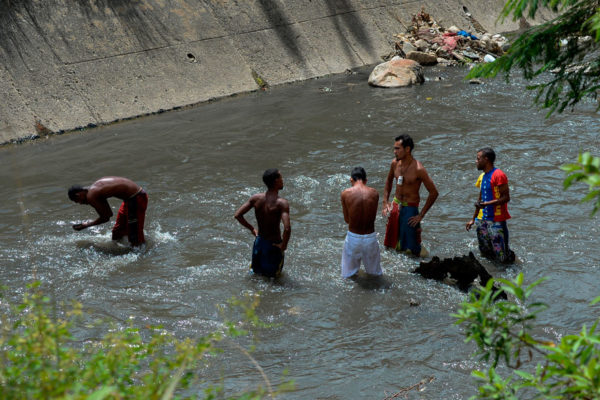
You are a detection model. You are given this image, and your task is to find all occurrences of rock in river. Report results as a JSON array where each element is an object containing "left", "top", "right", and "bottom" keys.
[{"left": 368, "top": 57, "right": 424, "bottom": 88}]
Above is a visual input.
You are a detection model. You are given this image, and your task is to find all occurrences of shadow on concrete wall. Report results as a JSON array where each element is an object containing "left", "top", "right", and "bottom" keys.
[
  {"left": 0, "top": 0, "right": 61, "bottom": 67},
  {"left": 254, "top": 0, "right": 374, "bottom": 69},
  {"left": 0, "top": 0, "right": 376, "bottom": 68},
  {"left": 257, "top": 0, "right": 306, "bottom": 68},
  {"left": 75, "top": 0, "right": 173, "bottom": 48},
  {"left": 324, "top": 0, "right": 374, "bottom": 63},
  {"left": 0, "top": 0, "right": 175, "bottom": 65}
]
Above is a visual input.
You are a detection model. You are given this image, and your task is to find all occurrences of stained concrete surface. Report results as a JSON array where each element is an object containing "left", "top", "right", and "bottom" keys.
[{"left": 0, "top": 0, "right": 552, "bottom": 144}]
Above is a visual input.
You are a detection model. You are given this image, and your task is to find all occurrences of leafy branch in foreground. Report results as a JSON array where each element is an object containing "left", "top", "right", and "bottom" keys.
[
  {"left": 467, "top": 0, "right": 600, "bottom": 214},
  {"left": 454, "top": 273, "right": 600, "bottom": 399},
  {"left": 0, "top": 282, "right": 292, "bottom": 399},
  {"left": 561, "top": 152, "right": 600, "bottom": 214},
  {"left": 468, "top": 0, "right": 600, "bottom": 116}
]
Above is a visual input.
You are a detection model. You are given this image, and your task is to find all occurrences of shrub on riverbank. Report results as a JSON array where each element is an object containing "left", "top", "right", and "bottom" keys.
[
  {"left": 455, "top": 274, "right": 600, "bottom": 398},
  {"left": 0, "top": 282, "right": 292, "bottom": 399}
]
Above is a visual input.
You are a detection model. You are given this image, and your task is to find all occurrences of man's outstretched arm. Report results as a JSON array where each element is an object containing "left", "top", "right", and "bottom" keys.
[{"left": 73, "top": 198, "right": 112, "bottom": 230}]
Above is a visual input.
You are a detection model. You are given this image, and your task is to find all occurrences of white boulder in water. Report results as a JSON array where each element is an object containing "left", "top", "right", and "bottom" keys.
[{"left": 368, "top": 57, "right": 424, "bottom": 88}]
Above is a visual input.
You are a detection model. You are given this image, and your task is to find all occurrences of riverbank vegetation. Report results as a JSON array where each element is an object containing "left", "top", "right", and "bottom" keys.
[
  {"left": 467, "top": 0, "right": 600, "bottom": 214},
  {"left": 457, "top": 1, "right": 600, "bottom": 397},
  {"left": 0, "top": 282, "right": 292, "bottom": 399},
  {"left": 455, "top": 274, "right": 600, "bottom": 398}
]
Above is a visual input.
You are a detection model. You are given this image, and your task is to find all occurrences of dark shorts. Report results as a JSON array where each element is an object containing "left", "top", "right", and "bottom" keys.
[
  {"left": 384, "top": 201, "right": 421, "bottom": 255},
  {"left": 112, "top": 190, "right": 148, "bottom": 246},
  {"left": 398, "top": 206, "right": 422, "bottom": 255},
  {"left": 251, "top": 236, "right": 284, "bottom": 278}
]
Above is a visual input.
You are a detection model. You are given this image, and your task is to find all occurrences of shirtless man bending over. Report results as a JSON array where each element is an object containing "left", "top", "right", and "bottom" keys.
[
  {"left": 68, "top": 176, "right": 148, "bottom": 246},
  {"left": 234, "top": 169, "right": 291, "bottom": 278},
  {"left": 382, "top": 134, "right": 438, "bottom": 256},
  {"left": 340, "top": 166, "right": 382, "bottom": 279}
]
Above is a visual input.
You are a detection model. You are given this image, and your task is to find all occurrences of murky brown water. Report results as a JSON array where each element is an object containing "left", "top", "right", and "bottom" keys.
[{"left": 1, "top": 66, "right": 599, "bottom": 398}]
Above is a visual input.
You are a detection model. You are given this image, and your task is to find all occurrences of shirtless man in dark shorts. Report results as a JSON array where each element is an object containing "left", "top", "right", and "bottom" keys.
[
  {"left": 68, "top": 176, "right": 148, "bottom": 246},
  {"left": 234, "top": 169, "right": 291, "bottom": 278},
  {"left": 382, "top": 134, "right": 438, "bottom": 256},
  {"left": 340, "top": 166, "right": 382, "bottom": 278}
]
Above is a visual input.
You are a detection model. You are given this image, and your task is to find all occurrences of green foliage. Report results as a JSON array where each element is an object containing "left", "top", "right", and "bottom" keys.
[
  {"left": 455, "top": 274, "right": 600, "bottom": 399},
  {"left": 468, "top": 0, "right": 600, "bottom": 115},
  {"left": 467, "top": 0, "right": 600, "bottom": 214},
  {"left": 0, "top": 282, "right": 292, "bottom": 399},
  {"left": 454, "top": 274, "right": 548, "bottom": 368},
  {"left": 561, "top": 152, "right": 600, "bottom": 214}
]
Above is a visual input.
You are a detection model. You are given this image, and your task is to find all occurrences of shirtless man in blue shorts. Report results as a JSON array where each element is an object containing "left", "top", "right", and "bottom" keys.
[{"left": 234, "top": 169, "right": 291, "bottom": 278}]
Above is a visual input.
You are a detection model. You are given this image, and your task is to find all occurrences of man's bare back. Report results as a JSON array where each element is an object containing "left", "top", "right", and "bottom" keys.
[
  {"left": 86, "top": 177, "right": 141, "bottom": 202},
  {"left": 340, "top": 167, "right": 383, "bottom": 278},
  {"left": 234, "top": 169, "right": 291, "bottom": 278},
  {"left": 341, "top": 174, "right": 379, "bottom": 235},
  {"left": 234, "top": 170, "right": 291, "bottom": 251},
  {"left": 69, "top": 177, "right": 141, "bottom": 230},
  {"left": 249, "top": 192, "right": 289, "bottom": 244}
]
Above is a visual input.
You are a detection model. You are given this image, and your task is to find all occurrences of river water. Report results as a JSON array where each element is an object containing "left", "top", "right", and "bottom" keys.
[{"left": 1, "top": 66, "right": 599, "bottom": 398}]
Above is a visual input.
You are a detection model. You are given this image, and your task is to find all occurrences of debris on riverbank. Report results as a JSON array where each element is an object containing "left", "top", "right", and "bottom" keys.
[
  {"left": 392, "top": 7, "right": 508, "bottom": 66},
  {"left": 369, "top": 7, "right": 509, "bottom": 87}
]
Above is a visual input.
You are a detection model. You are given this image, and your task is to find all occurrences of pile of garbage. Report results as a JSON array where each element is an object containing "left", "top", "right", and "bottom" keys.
[{"left": 388, "top": 7, "right": 510, "bottom": 66}]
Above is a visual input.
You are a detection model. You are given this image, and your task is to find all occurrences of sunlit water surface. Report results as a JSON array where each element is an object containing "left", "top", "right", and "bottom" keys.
[{"left": 1, "top": 66, "right": 599, "bottom": 399}]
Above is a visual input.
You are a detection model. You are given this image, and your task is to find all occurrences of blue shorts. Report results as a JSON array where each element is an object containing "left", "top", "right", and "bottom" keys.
[
  {"left": 251, "top": 236, "right": 284, "bottom": 277},
  {"left": 398, "top": 206, "right": 422, "bottom": 255}
]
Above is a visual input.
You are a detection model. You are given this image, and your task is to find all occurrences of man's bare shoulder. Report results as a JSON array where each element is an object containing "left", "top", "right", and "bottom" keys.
[
  {"left": 367, "top": 186, "right": 379, "bottom": 195},
  {"left": 249, "top": 193, "right": 265, "bottom": 202},
  {"left": 341, "top": 187, "right": 353, "bottom": 196},
  {"left": 415, "top": 159, "right": 432, "bottom": 175},
  {"left": 277, "top": 196, "right": 290, "bottom": 210}
]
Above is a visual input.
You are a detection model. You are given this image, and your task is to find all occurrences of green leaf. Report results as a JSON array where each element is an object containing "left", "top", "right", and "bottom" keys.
[
  {"left": 581, "top": 152, "right": 592, "bottom": 165},
  {"left": 580, "top": 189, "right": 600, "bottom": 203},
  {"left": 86, "top": 386, "right": 117, "bottom": 400},
  {"left": 560, "top": 163, "right": 582, "bottom": 172},
  {"left": 514, "top": 370, "right": 534, "bottom": 380}
]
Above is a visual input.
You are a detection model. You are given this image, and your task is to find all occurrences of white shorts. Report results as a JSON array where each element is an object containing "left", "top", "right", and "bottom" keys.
[{"left": 341, "top": 231, "right": 382, "bottom": 278}]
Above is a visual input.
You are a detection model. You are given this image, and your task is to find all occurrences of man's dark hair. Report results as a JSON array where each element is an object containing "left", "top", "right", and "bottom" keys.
[
  {"left": 68, "top": 185, "right": 85, "bottom": 201},
  {"left": 478, "top": 147, "right": 496, "bottom": 164},
  {"left": 394, "top": 134, "right": 414, "bottom": 152},
  {"left": 262, "top": 168, "right": 280, "bottom": 189},
  {"left": 351, "top": 166, "right": 367, "bottom": 182}
]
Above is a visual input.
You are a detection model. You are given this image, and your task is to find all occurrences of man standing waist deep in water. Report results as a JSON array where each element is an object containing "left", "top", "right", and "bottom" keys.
[
  {"left": 382, "top": 134, "right": 438, "bottom": 256},
  {"left": 68, "top": 176, "right": 148, "bottom": 247},
  {"left": 466, "top": 147, "right": 515, "bottom": 263},
  {"left": 340, "top": 166, "right": 382, "bottom": 279},
  {"left": 234, "top": 169, "right": 291, "bottom": 278}
]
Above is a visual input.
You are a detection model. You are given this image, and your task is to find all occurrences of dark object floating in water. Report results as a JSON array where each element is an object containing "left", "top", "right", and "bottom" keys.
[{"left": 412, "top": 252, "right": 507, "bottom": 299}]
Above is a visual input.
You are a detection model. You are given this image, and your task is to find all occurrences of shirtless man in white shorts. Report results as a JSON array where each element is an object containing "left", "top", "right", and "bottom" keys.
[{"left": 340, "top": 166, "right": 382, "bottom": 279}]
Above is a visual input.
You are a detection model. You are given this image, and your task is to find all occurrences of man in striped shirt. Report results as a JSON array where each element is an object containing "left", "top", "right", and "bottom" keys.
[{"left": 466, "top": 148, "right": 515, "bottom": 263}]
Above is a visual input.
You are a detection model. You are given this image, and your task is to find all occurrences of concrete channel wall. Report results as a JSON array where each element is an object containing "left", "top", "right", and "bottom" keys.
[{"left": 0, "top": 0, "right": 533, "bottom": 144}]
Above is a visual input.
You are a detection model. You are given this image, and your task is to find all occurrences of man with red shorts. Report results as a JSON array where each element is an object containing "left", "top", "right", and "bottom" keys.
[
  {"left": 382, "top": 134, "right": 438, "bottom": 256},
  {"left": 68, "top": 176, "right": 148, "bottom": 246}
]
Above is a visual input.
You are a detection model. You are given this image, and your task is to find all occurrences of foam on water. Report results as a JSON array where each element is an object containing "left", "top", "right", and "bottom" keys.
[{"left": 2, "top": 66, "right": 600, "bottom": 399}]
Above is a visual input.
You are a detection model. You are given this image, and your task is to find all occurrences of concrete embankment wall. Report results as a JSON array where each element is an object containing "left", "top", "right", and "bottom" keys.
[{"left": 0, "top": 0, "right": 534, "bottom": 144}]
